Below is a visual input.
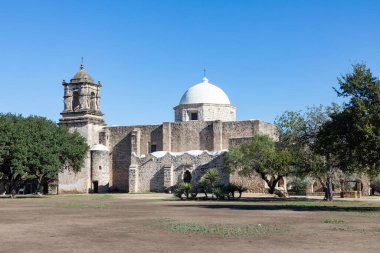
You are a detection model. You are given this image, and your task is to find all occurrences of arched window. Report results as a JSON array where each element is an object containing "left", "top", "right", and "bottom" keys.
[
  {"left": 72, "top": 91, "right": 80, "bottom": 111},
  {"left": 90, "top": 92, "right": 96, "bottom": 110}
]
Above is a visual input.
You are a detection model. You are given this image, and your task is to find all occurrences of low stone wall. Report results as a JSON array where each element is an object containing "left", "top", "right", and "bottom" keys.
[
  {"left": 340, "top": 191, "right": 361, "bottom": 198},
  {"left": 229, "top": 171, "right": 266, "bottom": 193},
  {"left": 129, "top": 150, "right": 228, "bottom": 193},
  {"left": 129, "top": 150, "right": 267, "bottom": 193}
]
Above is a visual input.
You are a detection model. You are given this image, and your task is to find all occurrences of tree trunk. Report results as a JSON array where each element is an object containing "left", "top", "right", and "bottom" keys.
[
  {"left": 318, "top": 176, "right": 329, "bottom": 201},
  {"left": 324, "top": 160, "right": 334, "bottom": 201},
  {"left": 268, "top": 177, "right": 282, "bottom": 194},
  {"left": 259, "top": 173, "right": 282, "bottom": 195},
  {"left": 35, "top": 174, "right": 44, "bottom": 194},
  {"left": 7, "top": 180, "right": 19, "bottom": 196},
  {"left": 326, "top": 173, "right": 333, "bottom": 201}
]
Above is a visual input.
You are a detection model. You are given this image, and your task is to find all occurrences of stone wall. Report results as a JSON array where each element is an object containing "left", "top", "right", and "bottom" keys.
[
  {"left": 202, "top": 104, "right": 236, "bottom": 122},
  {"left": 169, "top": 121, "right": 214, "bottom": 152},
  {"left": 129, "top": 151, "right": 228, "bottom": 193},
  {"left": 229, "top": 171, "right": 266, "bottom": 193},
  {"left": 128, "top": 150, "right": 269, "bottom": 193},
  {"left": 221, "top": 120, "right": 278, "bottom": 149},
  {"left": 107, "top": 124, "right": 162, "bottom": 191},
  {"left": 58, "top": 122, "right": 104, "bottom": 193},
  {"left": 91, "top": 149, "right": 110, "bottom": 193},
  {"left": 106, "top": 119, "right": 277, "bottom": 192},
  {"left": 174, "top": 103, "right": 236, "bottom": 122}
]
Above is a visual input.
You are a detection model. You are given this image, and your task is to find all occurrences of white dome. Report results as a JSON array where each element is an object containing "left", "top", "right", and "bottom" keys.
[{"left": 179, "top": 77, "right": 231, "bottom": 105}]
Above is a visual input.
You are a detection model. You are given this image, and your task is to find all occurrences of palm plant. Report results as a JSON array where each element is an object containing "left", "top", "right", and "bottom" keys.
[
  {"left": 197, "top": 179, "right": 209, "bottom": 199},
  {"left": 204, "top": 168, "right": 219, "bottom": 199},
  {"left": 174, "top": 182, "right": 192, "bottom": 199}
]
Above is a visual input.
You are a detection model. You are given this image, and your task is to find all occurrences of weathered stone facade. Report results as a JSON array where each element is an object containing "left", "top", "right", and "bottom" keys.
[
  {"left": 129, "top": 151, "right": 232, "bottom": 193},
  {"left": 57, "top": 66, "right": 278, "bottom": 194},
  {"left": 174, "top": 103, "right": 236, "bottom": 122}
]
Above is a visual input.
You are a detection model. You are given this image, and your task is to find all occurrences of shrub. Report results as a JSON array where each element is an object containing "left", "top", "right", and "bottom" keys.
[
  {"left": 288, "top": 177, "right": 313, "bottom": 195},
  {"left": 204, "top": 168, "right": 219, "bottom": 188},
  {"left": 224, "top": 183, "right": 238, "bottom": 200},
  {"left": 212, "top": 186, "right": 225, "bottom": 200},
  {"left": 174, "top": 188, "right": 184, "bottom": 199},
  {"left": 174, "top": 183, "right": 192, "bottom": 199},
  {"left": 204, "top": 168, "right": 219, "bottom": 199},
  {"left": 236, "top": 185, "right": 247, "bottom": 199},
  {"left": 197, "top": 179, "right": 209, "bottom": 199},
  {"left": 223, "top": 183, "right": 247, "bottom": 200}
]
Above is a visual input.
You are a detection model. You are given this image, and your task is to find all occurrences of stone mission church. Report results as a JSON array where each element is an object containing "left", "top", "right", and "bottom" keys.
[{"left": 58, "top": 65, "right": 279, "bottom": 193}]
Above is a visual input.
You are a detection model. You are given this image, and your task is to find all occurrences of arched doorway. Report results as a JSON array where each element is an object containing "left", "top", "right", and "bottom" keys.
[{"left": 183, "top": 170, "right": 192, "bottom": 183}]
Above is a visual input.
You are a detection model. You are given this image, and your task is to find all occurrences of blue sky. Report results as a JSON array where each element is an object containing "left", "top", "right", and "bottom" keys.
[{"left": 0, "top": 0, "right": 379, "bottom": 125}]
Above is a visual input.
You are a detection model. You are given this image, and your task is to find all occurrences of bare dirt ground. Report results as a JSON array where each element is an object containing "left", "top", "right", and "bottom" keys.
[{"left": 1, "top": 194, "right": 380, "bottom": 253}]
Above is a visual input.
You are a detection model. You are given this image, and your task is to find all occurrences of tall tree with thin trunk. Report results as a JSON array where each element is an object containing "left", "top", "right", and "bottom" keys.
[{"left": 315, "top": 64, "right": 380, "bottom": 189}]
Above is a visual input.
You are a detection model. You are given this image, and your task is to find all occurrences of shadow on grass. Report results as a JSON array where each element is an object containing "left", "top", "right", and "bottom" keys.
[
  {"left": 0, "top": 195, "right": 48, "bottom": 199},
  {"left": 169, "top": 197, "right": 380, "bottom": 213}
]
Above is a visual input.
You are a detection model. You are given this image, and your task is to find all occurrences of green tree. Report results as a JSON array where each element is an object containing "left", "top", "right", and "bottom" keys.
[
  {"left": 275, "top": 106, "right": 337, "bottom": 200},
  {"left": 275, "top": 63, "right": 380, "bottom": 201},
  {"left": 225, "top": 135, "right": 293, "bottom": 194},
  {"left": 0, "top": 114, "right": 32, "bottom": 194},
  {"left": 0, "top": 114, "right": 88, "bottom": 194},
  {"left": 314, "top": 64, "right": 380, "bottom": 198},
  {"left": 326, "top": 64, "right": 380, "bottom": 173}
]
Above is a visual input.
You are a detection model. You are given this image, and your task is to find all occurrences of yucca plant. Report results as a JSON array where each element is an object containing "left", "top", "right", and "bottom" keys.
[
  {"left": 197, "top": 179, "right": 209, "bottom": 199},
  {"left": 236, "top": 185, "right": 247, "bottom": 199},
  {"left": 174, "top": 182, "right": 192, "bottom": 199},
  {"left": 224, "top": 182, "right": 239, "bottom": 200},
  {"left": 212, "top": 186, "right": 225, "bottom": 200},
  {"left": 204, "top": 168, "right": 219, "bottom": 199}
]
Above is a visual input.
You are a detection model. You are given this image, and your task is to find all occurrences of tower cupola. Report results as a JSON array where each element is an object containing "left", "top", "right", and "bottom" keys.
[{"left": 59, "top": 64, "right": 104, "bottom": 126}]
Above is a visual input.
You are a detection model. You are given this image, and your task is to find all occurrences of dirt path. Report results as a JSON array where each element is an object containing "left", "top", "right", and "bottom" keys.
[{"left": 0, "top": 194, "right": 379, "bottom": 253}]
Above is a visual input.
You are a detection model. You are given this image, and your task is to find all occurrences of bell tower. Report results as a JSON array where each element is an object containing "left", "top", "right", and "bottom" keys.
[
  {"left": 58, "top": 64, "right": 106, "bottom": 194},
  {"left": 59, "top": 64, "right": 104, "bottom": 126}
]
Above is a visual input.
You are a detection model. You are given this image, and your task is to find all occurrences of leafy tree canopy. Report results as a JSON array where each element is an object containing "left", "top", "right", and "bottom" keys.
[
  {"left": 0, "top": 113, "right": 88, "bottom": 194},
  {"left": 322, "top": 64, "right": 380, "bottom": 175},
  {"left": 225, "top": 135, "right": 293, "bottom": 194}
]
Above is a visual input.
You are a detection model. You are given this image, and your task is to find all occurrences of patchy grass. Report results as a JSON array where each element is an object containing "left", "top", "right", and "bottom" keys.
[
  {"left": 61, "top": 194, "right": 115, "bottom": 200},
  {"left": 149, "top": 198, "right": 187, "bottom": 202},
  {"left": 175, "top": 199, "right": 380, "bottom": 214},
  {"left": 321, "top": 219, "right": 345, "bottom": 224},
  {"left": 128, "top": 192, "right": 162, "bottom": 194},
  {"left": 331, "top": 225, "right": 353, "bottom": 231},
  {"left": 347, "top": 211, "right": 380, "bottom": 218},
  {"left": 57, "top": 202, "right": 110, "bottom": 209},
  {"left": 90, "top": 194, "right": 115, "bottom": 200},
  {"left": 153, "top": 217, "right": 286, "bottom": 238}
]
